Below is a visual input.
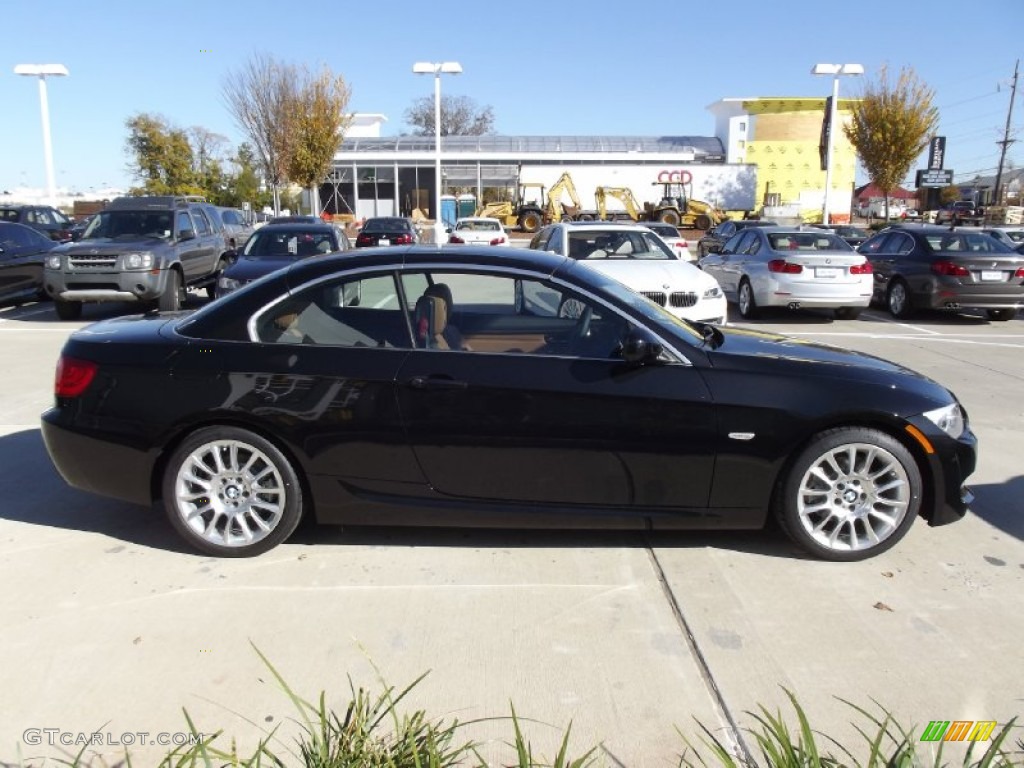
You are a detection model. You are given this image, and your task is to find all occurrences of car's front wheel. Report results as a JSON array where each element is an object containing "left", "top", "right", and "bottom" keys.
[
  {"left": 775, "top": 427, "right": 921, "bottom": 561},
  {"left": 987, "top": 308, "right": 1017, "bottom": 321},
  {"left": 159, "top": 269, "right": 183, "bottom": 312},
  {"left": 162, "top": 426, "right": 304, "bottom": 557},
  {"left": 54, "top": 299, "right": 82, "bottom": 321}
]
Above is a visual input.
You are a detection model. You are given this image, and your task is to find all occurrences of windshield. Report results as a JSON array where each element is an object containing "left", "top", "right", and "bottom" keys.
[
  {"left": 767, "top": 232, "right": 852, "bottom": 251},
  {"left": 926, "top": 233, "right": 1014, "bottom": 253},
  {"left": 456, "top": 220, "right": 501, "bottom": 232},
  {"left": 242, "top": 229, "right": 336, "bottom": 258},
  {"left": 82, "top": 210, "right": 173, "bottom": 240},
  {"left": 568, "top": 230, "right": 675, "bottom": 260}
]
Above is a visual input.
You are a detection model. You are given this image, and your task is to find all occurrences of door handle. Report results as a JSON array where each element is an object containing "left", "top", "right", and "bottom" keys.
[{"left": 408, "top": 375, "right": 468, "bottom": 390}]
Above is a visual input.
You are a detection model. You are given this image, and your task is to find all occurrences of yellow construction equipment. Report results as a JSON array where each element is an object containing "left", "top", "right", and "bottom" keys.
[
  {"left": 648, "top": 181, "right": 726, "bottom": 230},
  {"left": 545, "top": 172, "right": 584, "bottom": 223},
  {"left": 475, "top": 182, "right": 547, "bottom": 233},
  {"left": 595, "top": 186, "right": 644, "bottom": 221}
]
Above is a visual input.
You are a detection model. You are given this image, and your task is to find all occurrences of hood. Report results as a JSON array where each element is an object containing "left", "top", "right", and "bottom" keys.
[
  {"left": 578, "top": 259, "right": 714, "bottom": 289},
  {"left": 222, "top": 255, "right": 299, "bottom": 282},
  {"left": 60, "top": 236, "right": 165, "bottom": 252}
]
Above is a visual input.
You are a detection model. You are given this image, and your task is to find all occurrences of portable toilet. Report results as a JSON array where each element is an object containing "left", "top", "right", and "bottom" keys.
[
  {"left": 440, "top": 195, "right": 457, "bottom": 228},
  {"left": 457, "top": 194, "right": 477, "bottom": 219}
]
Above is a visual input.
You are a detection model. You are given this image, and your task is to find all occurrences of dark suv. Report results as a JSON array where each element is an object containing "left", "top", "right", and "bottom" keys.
[
  {"left": 695, "top": 219, "right": 778, "bottom": 258},
  {"left": 44, "top": 196, "right": 230, "bottom": 319},
  {"left": 0, "top": 204, "right": 75, "bottom": 242}
]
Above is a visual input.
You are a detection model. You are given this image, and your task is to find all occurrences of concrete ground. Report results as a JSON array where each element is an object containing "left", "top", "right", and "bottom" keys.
[{"left": 1, "top": 292, "right": 1021, "bottom": 767}]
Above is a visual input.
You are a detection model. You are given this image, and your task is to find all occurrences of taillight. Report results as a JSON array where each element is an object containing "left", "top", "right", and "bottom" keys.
[
  {"left": 393, "top": 234, "right": 414, "bottom": 245},
  {"left": 850, "top": 261, "right": 873, "bottom": 274},
  {"left": 768, "top": 259, "right": 803, "bottom": 274},
  {"left": 489, "top": 236, "right": 506, "bottom": 245},
  {"left": 1015, "top": 267, "right": 1024, "bottom": 278},
  {"left": 55, "top": 356, "right": 97, "bottom": 398},
  {"left": 931, "top": 260, "right": 971, "bottom": 277},
  {"left": 356, "top": 233, "right": 372, "bottom": 246},
  {"left": 448, "top": 234, "right": 465, "bottom": 244}
]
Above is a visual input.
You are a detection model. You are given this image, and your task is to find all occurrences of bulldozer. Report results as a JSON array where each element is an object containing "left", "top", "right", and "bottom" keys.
[{"left": 647, "top": 181, "right": 726, "bottom": 230}]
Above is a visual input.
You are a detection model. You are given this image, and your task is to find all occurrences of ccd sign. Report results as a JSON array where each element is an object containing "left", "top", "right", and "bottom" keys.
[{"left": 657, "top": 170, "right": 693, "bottom": 185}]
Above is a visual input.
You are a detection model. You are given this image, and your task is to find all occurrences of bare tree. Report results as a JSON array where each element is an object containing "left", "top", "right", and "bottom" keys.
[
  {"left": 285, "top": 64, "right": 353, "bottom": 215},
  {"left": 222, "top": 53, "right": 296, "bottom": 213},
  {"left": 844, "top": 65, "right": 939, "bottom": 221},
  {"left": 404, "top": 94, "right": 494, "bottom": 136}
]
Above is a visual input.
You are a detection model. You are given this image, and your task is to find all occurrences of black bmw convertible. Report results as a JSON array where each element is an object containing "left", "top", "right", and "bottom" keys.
[{"left": 41, "top": 246, "right": 976, "bottom": 560}]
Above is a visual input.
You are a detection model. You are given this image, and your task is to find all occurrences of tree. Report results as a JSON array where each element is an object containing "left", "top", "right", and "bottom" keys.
[
  {"left": 844, "top": 65, "right": 939, "bottom": 221},
  {"left": 222, "top": 53, "right": 295, "bottom": 213},
  {"left": 939, "top": 184, "right": 962, "bottom": 206},
  {"left": 285, "top": 64, "right": 352, "bottom": 213},
  {"left": 125, "top": 113, "right": 203, "bottom": 196},
  {"left": 404, "top": 94, "right": 494, "bottom": 136}
]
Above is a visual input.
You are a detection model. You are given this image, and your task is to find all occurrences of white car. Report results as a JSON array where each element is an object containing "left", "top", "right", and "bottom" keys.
[
  {"left": 447, "top": 216, "right": 510, "bottom": 246},
  {"left": 643, "top": 221, "right": 695, "bottom": 261},
  {"left": 527, "top": 222, "right": 727, "bottom": 324}
]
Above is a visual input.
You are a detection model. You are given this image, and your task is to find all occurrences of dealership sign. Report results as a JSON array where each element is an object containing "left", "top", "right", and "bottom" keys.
[
  {"left": 916, "top": 169, "right": 954, "bottom": 187},
  {"left": 656, "top": 170, "right": 694, "bottom": 185}
]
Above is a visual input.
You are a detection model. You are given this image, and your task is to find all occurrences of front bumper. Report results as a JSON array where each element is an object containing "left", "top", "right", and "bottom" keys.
[
  {"left": 44, "top": 268, "right": 171, "bottom": 303},
  {"left": 905, "top": 414, "right": 978, "bottom": 527}
]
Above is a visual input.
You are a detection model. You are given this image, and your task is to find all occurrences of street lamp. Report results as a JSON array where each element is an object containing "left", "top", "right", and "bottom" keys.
[
  {"left": 412, "top": 61, "right": 462, "bottom": 237},
  {"left": 811, "top": 62, "right": 863, "bottom": 224},
  {"left": 14, "top": 63, "right": 69, "bottom": 206}
]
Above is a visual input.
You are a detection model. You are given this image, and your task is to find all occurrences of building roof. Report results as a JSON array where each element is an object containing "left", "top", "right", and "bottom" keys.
[
  {"left": 337, "top": 134, "right": 725, "bottom": 158},
  {"left": 854, "top": 183, "right": 917, "bottom": 200}
]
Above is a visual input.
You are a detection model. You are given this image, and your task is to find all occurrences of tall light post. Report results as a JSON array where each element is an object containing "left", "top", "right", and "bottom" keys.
[
  {"left": 812, "top": 63, "right": 863, "bottom": 224},
  {"left": 14, "top": 63, "right": 69, "bottom": 206},
  {"left": 412, "top": 61, "right": 462, "bottom": 235}
]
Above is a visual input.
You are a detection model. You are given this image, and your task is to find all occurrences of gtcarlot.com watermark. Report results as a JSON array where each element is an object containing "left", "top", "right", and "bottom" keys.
[{"left": 23, "top": 728, "right": 205, "bottom": 748}]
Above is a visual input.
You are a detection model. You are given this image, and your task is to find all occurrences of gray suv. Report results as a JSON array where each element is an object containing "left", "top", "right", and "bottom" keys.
[{"left": 44, "top": 196, "right": 230, "bottom": 320}]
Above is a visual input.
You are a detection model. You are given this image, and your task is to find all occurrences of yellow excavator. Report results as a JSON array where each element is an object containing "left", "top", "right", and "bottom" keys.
[
  {"left": 648, "top": 181, "right": 726, "bottom": 230},
  {"left": 475, "top": 182, "right": 547, "bottom": 233},
  {"left": 545, "top": 172, "right": 584, "bottom": 223},
  {"left": 594, "top": 186, "right": 644, "bottom": 221}
]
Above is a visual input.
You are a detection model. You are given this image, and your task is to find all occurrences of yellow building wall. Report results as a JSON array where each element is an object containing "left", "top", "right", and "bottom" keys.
[{"left": 742, "top": 98, "right": 858, "bottom": 218}]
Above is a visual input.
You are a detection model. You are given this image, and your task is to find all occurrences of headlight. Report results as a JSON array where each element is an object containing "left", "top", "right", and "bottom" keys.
[
  {"left": 124, "top": 252, "right": 154, "bottom": 269},
  {"left": 46, "top": 254, "right": 62, "bottom": 269},
  {"left": 217, "top": 276, "right": 241, "bottom": 294},
  {"left": 923, "top": 402, "right": 966, "bottom": 439},
  {"left": 703, "top": 285, "right": 723, "bottom": 299}
]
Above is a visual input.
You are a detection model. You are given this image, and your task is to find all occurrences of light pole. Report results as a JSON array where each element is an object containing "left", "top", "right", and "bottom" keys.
[
  {"left": 811, "top": 63, "right": 863, "bottom": 224},
  {"left": 412, "top": 61, "right": 462, "bottom": 237},
  {"left": 14, "top": 63, "right": 69, "bottom": 206}
]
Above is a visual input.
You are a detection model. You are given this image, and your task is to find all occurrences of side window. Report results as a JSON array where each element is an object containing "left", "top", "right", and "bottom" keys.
[
  {"left": 34, "top": 208, "right": 55, "bottom": 226},
  {"left": 0, "top": 225, "right": 30, "bottom": 249},
  {"left": 544, "top": 227, "right": 563, "bottom": 254},
  {"left": 176, "top": 211, "right": 195, "bottom": 238},
  {"left": 859, "top": 234, "right": 889, "bottom": 255},
  {"left": 721, "top": 231, "right": 748, "bottom": 254},
  {"left": 744, "top": 232, "right": 763, "bottom": 255},
  {"left": 889, "top": 234, "right": 914, "bottom": 256},
  {"left": 256, "top": 273, "right": 409, "bottom": 347},
  {"left": 192, "top": 209, "right": 212, "bottom": 236}
]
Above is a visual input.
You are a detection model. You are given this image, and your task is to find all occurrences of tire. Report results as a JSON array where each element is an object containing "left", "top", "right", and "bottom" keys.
[
  {"left": 886, "top": 279, "right": 913, "bottom": 319},
  {"left": 987, "top": 308, "right": 1017, "bottom": 321},
  {"left": 695, "top": 214, "right": 713, "bottom": 230},
  {"left": 54, "top": 299, "right": 82, "bottom": 321},
  {"left": 158, "top": 269, "right": 183, "bottom": 312},
  {"left": 206, "top": 259, "right": 226, "bottom": 300},
  {"left": 162, "top": 426, "right": 304, "bottom": 557},
  {"left": 657, "top": 209, "right": 681, "bottom": 227},
  {"left": 519, "top": 211, "right": 542, "bottom": 233},
  {"left": 737, "top": 279, "right": 759, "bottom": 319},
  {"left": 775, "top": 427, "right": 922, "bottom": 561},
  {"left": 834, "top": 307, "right": 863, "bottom": 320}
]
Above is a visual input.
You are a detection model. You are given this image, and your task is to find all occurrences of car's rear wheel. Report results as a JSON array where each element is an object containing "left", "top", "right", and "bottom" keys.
[
  {"left": 159, "top": 269, "right": 183, "bottom": 312},
  {"left": 775, "top": 427, "right": 922, "bottom": 561},
  {"left": 163, "top": 426, "right": 304, "bottom": 557},
  {"left": 834, "top": 307, "right": 862, "bottom": 320},
  {"left": 54, "top": 299, "right": 82, "bottom": 321},
  {"left": 886, "top": 279, "right": 913, "bottom": 319},
  {"left": 737, "top": 279, "right": 759, "bottom": 319},
  {"left": 987, "top": 308, "right": 1017, "bottom": 321}
]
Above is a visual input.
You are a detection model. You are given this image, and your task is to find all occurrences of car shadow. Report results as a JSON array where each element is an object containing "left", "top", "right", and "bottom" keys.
[
  {"left": 0, "top": 292, "right": 209, "bottom": 324},
  {"left": 967, "top": 475, "right": 1024, "bottom": 543},
  {"left": 726, "top": 306, "right": 840, "bottom": 325},
  {"left": 0, "top": 428, "right": 806, "bottom": 560}
]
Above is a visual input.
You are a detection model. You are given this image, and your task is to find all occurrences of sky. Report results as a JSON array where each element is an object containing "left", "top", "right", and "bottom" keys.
[{"left": 2, "top": 0, "right": 1022, "bottom": 195}]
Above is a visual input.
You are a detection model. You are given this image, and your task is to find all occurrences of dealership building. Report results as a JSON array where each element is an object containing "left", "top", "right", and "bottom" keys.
[{"left": 323, "top": 98, "right": 858, "bottom": 224}]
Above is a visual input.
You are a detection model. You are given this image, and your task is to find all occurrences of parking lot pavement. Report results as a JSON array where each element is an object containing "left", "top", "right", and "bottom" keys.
[{"left": 1, "top": 299, "right": 1022, "bottom": 765}]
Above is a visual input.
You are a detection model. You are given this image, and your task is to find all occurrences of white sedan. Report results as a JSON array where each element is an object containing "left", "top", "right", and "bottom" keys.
[
  {"left": 447, "top": 217, "right": 510, "bottom": 247},
  {"left": 528, "top": 222, "right": 727, "bottom": 325},
  {"left": 643, "top": 222, "right": 695, "bottom": 261}
]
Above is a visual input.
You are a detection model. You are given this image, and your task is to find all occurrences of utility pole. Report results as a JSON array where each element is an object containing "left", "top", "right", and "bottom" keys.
[{"left": 993, "top": 59, "right": 1018, "bottom": 206}]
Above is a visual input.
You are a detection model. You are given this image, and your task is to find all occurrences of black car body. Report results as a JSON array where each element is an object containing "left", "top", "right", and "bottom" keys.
[
  {"left": 814, "top": 224, "right": 870, "bottom": 248},
  {"left": 696, "top": 219, "right": 778, "bottom": 258},
  {"left": 858, "top": 224, "right": 1024, "bottom": 321},
  {"left": 0, "top": 204, "right": 75, "bottom": 242},
  {"left": 42, "top": 246, "right": 976, "bottom": 561},
  {"left": 0, "top": 222, "right": 57, "bottom": 303},
  {"left": 215, "top": 222, "right": 348, "bottom": 297},
  {"left": 355, "top": 216, "right": 418, "bottom": 247}
]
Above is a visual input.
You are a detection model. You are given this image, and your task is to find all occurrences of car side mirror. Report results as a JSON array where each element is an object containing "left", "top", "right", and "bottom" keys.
[
  {"left": 617, "top": 331, "right": 664, "bottom": 365},
  {"left": 178, "top": 229, "right": 195, "bottom": 242}
]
